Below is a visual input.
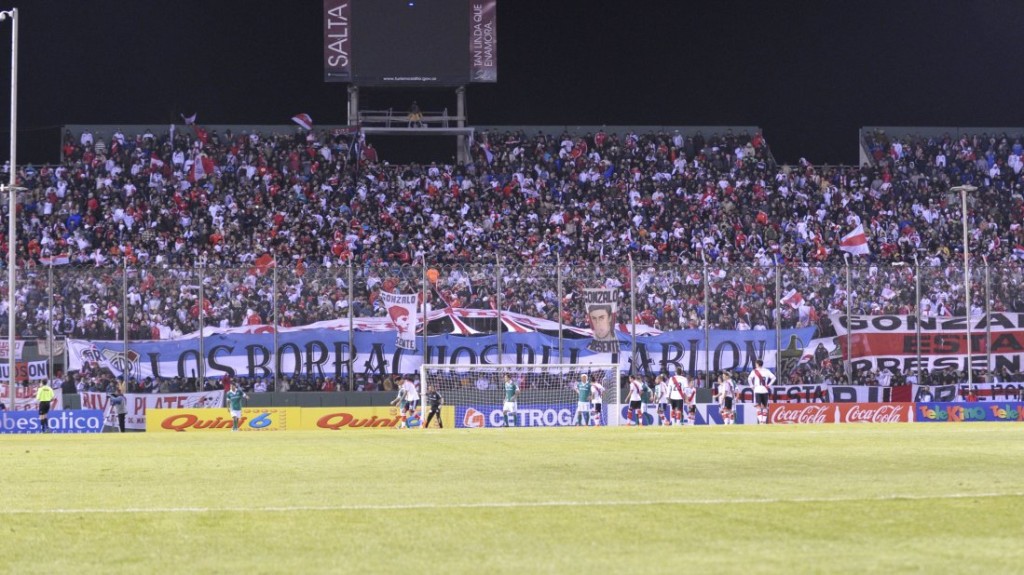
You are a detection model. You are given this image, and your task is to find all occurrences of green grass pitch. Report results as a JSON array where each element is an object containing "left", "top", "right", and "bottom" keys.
[{"left": 2, "top": 424, "right": 1023, "bottom": 574}]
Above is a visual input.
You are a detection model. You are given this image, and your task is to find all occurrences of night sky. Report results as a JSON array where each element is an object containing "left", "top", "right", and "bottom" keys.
[{"left": 0, "top": 0, "right": 1022, "bottom": 164}]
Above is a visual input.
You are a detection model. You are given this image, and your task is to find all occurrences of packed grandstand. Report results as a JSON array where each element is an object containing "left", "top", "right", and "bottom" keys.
[{"left": 5, "top": 124, "right": 1024, "bottom": 395}]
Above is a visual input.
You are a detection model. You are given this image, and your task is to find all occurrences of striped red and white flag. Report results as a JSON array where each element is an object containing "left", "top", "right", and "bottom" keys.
[
  {"left": 291, "top": 113, "right": 313, "bottom": 131},
  {"left": 839, "top": 225, "right": 870, "bottom": 256}
]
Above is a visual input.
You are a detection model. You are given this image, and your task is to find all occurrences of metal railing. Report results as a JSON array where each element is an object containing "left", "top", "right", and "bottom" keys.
[{"left": 4, "top": 258, "right": 1024, "bottom": 393}]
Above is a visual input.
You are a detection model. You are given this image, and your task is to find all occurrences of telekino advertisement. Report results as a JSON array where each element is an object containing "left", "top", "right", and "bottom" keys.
[{"left": 832, "top": 312, "right": 1024, "bottom": 373}]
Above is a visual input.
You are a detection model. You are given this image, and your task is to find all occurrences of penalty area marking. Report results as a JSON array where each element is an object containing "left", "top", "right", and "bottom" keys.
[{"left": 2, "top": 491, "right": 1023, "bottom": 515}]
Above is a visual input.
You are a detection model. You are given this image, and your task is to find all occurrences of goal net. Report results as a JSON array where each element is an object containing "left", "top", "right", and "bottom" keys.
[{"left": 420, "top": 364, "right": 622, "bottom": 428}]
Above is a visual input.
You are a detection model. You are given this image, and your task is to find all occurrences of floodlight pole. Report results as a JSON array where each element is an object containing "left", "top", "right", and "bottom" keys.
[
  {"left": 913, "top": 254, "right": 921, "bottom": 384},
  {"left": 951, "top": 185, "right": 976, "bottom": 390},
  {"left": 844, "top": 252, "right": 853, "bottom": 386},
  {"left": 1, "top": 8, "right": 17, "bottom": 410}
]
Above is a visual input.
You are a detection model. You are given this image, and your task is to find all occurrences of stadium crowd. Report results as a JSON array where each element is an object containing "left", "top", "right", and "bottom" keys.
[{"left": 4, "top": 124, "right": 1024, "bottom": 392}]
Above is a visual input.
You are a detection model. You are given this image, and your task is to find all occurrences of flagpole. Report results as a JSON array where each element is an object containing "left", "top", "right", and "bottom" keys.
[
  {"left": 913, "top": 254, "right": 921, "bottom": 385},
  {"left": 556, "top": 252, "right": 563, "bottom": 366},
  {"left": 628, "top": 254, "right": 637, "bottom": 377},
  {"left": 951, "top": 185, "right": 976, "bottom": 390},
  {"left": 774, "top": 257, "right": 782, "bottom": 378},
  {"left": 272, "top": 258, "right": 279, "bottom": 392},
  {"left": 421, "top": 256, "right": 428, "bottom": 405},
  {"left": 1, "top": 8, "right": 17, "bottom": 410},
  {"left": 495, "top": 255, "right": 502, "bottom": 365},
  {"left": 983, "top": 255, "right": 991, "bottom": 376},
  {"left": 844, "top": 252, "right": 853, "bottom": 386},
  {"left": 701, "top": 252, "right": 710, "bottom": 382},
  {"left": 348, "top": 258, "right": 355, "bottom": 391},
  {"left": 421, "top": 256, "right": 428, "bottom": 373}
]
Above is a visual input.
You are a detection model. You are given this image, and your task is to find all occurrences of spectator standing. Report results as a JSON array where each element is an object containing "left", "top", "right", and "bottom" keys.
[{"left": 109, "top": 388, "right": 127, "bottom": 432}]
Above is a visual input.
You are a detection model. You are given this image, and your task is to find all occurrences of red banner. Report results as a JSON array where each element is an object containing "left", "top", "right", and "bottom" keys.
[
  {"left": 769, "top": 404, "right": 836, "bottom": 424},
  {"left": 832, "top": 312, "right": 1024, "bottom": 373},
  {"left": 770, "top": 402, "right": 914, "bottom": 424},
  {"left": 836, "top": 402, "right": 913, "bottom": 423}
]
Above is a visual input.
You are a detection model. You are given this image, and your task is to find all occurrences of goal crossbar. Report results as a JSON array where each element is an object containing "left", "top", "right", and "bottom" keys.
[{"left": 419, "top": 364, "right": 622, "bottom": 428}]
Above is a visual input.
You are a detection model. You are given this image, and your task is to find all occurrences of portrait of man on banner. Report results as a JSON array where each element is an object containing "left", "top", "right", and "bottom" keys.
[
  {"left": 383, "top": 291, "right": 419, "bottom": 351},
  {"left": 584, "top": 288, "right": 620, "bottom": 354}
]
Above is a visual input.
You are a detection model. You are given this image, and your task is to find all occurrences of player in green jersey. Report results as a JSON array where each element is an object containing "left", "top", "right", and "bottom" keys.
[
  {"left": 226, "top": 382, "right": 249, "bottom": 431},
  {"left": 574, "top": 373, "right": 592, "bottom": 426},
  {"left": 502, "top": 375, "right": 519, "bottom": 427}
]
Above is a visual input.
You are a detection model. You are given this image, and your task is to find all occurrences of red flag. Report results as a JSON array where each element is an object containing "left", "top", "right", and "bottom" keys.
[
  {"left": 189, "top": 154, "right": 215, "bottom": 182},
  {"left": 250, "top": 253, "right": 276, "bottom": 276},
  {"left": 839, "top": 225, "right": 870, "bottom": 256},
  {"left": 291, "top": 113, "right": 313, "bottom": 131},
  {"left": 780, "top": 289, "right": 804, "bottom": 308}
]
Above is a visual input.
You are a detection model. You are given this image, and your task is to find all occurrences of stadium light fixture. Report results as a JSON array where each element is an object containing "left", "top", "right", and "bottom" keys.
[
  {"left": 951, "top": 184, "right": 977, "bottom": 390},
  {"left": 0, "top": 8, "right": 16, "bottom": 411}
]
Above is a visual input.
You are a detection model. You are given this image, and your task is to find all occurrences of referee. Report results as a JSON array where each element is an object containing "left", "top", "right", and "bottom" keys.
[
  {"left": 36, "top": 380, "right": 56, "bottom": 433},
  {"left": 424, "top": 385, "right": 444, "bottom": 429}
]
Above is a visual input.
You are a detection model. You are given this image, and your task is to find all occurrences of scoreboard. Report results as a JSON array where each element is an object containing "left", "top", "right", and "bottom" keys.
[{"left": 324, "top": 0, "right": 497, "bottom": 85}]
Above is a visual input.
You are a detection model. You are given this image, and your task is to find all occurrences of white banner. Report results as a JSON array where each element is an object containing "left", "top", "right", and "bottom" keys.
[
  {"left": 0, "top": 360, "right": 50, "bottom": 382},
  {"left": 606, "top": 403, "right": 757, "bottom": 426},
  {"left": 734, "top": 384, "right": 894, "bottom": 404},
  {"left": 0, "top": 383, "right": 63, "bottom": 411},
  {"left": 0, "top": 341, "right": 26, "bottom": 360},
  {"left": 912, "top": 383, "right": 1024, "bottom": 402},
  {"left": 79, "top": 390, "right": 225, "bottom": 430},
  {"left": 584, "top": 288, "right": 620, "bottom": 354},
  {"left": 381, "top": 291, "right": 419, "bottom": 351}
]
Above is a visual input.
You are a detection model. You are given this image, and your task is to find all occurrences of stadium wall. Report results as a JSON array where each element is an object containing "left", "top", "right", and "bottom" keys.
[
  {"left": 62, "top": 389, "right": 715, "bottom": 410},
  {"left": 63, "top": 123, "right": 762, "bottom": 141}
]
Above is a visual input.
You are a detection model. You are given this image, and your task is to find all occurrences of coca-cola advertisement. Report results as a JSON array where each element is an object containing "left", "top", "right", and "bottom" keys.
[
  {"left": 769, "top": 404, "right": 836, "bottom": 425},
  {"left": 837, "top": 403, "right": 913, "bottom": 424},
  {"left": 770, "top": 402, "right": 914, "bottom": 425}
]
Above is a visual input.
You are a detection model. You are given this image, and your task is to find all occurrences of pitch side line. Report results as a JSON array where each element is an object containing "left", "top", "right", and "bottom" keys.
[{"left": 2, "top": 492, "right": 1022, "bottom": 515}]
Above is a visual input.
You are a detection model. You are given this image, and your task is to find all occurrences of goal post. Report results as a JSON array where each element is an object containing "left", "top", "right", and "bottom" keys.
[{"left": 420, "top": 363, "right": 622, "bottom": 428}]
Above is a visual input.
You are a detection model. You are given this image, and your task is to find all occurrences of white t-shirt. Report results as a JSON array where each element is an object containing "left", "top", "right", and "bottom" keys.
[
  {"left": 668, "top": 375, "right": 687, "bottom": 400},
  {"left": 683, "top": 385, "right": 697, "bottom": 406},
  {"left": 401, "top": 380, "right": 420, "bottom": 402},
  {"left": 590, "top": 382, "right": 605, "bottom": 404},
  {"left": 655, "top": 382, "right": 670, "bottom": 404},
  {"left": 717, "top": 380, "right": 735, "bottom": 403},
  {"left": 747, "top": 368, "right": 775, "bottom": 394},
  {"left": 626, "top": 380, "right": 643, "bottom": 402}
]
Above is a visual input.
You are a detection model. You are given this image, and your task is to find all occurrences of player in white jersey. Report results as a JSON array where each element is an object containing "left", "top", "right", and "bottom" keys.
[
  {"left": 626, "top": 375, "right": 645, "bottom": 426},
  {"left": 717, "top": 371, "right": 736, "bottom": 425},
  {"left": 747, "top": 360, "right": 776, "bottom": 424},
  {"left": 654, "top": 375, "right": 672, "bottom": 426},
  {"left": 668, "top": 372, "right": 688, "bottom": 426},
  {"left": 682, "top": 377, "right": 697, "bottom": 426},
  {"left": 400, "top": 376, "right": 421, "bottom": 427},
  {"left": 589, "top": 378, "right": 606, "bottom": 426}
]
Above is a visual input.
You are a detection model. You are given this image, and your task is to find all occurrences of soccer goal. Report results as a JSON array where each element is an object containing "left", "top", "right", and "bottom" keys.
[{"left": 420, "top": 363, "right": 622, "bottom": 428}]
